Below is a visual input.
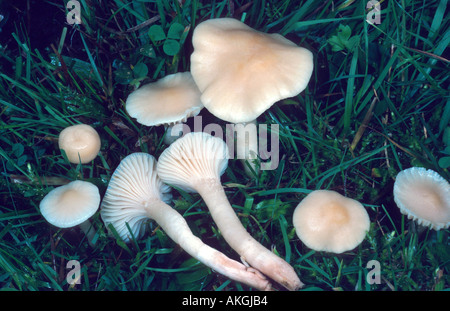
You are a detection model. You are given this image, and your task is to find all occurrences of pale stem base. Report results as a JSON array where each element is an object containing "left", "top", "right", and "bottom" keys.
[
  {"left": 78, "top": 219, "right": 98, "bottom": 247},
  {"left": 144, "top": 199, "right": 272, "bottom": 291},
  {"left": 196, "top": 178, "right": 303, "bottom": 291},
  {"left": 235, "top": 119, "right": 260, "bottom": 178},
  {"left": 163, "top": 124, "right": 184, "bottom": 145}
]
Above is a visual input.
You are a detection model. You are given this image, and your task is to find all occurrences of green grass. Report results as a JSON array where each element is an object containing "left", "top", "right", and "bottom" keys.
[{"left": 0, "top": 0, "right": 449, "bottom": 291}]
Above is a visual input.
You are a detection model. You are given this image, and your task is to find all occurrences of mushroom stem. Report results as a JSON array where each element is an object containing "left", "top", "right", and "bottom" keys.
[
  {"left": 163, "top": 124, "right": 185, "bottom": 145},
  {"left": 144, "top": 198, "right": 272, "bottom": 291},
  {"left": 78, "top": 219, "right": 98, "bottom": 247},
  {"left": 235, "top": 119, "right": 259, "bottom": 177},
  {"left": 195, "top": 178, "right": 303, "bottom": 291}
]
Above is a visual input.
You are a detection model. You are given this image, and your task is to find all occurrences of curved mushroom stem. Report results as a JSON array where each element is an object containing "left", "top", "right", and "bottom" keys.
[
  {"left": 195, "top": 178, "right": 303, "bottom": 291},
  {"left": 144, "top": 199, "right": 272, "bottom": 291},
  {"left": 163, "top": 124, "right": 187, "bottom": 145},
  {"left": 78, "top": 219, "right": 98, "bottom": 247},
  {"left": 235, "top": 120, "right": 259, "bottom": 178}
]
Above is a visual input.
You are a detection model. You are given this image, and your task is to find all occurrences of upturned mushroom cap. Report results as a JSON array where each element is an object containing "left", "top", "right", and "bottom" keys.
[
  {"left": 393, "top": 167, "right": 450, "bottom": 230},
  {"left": 190, "top": 18, "right": 314, "bottom": 124},
  {"left": 40, "top": 180, "right": 100, "bottom": 228},
  {"left": 100, "top": 153, "right": 172, "bottom": 242},
  {"left": 58, "top": 124, "right": 101, "bottom": 164},
  {"left": 293, "top": 190, "right": 370, "bottom": 254},
  {"left": 156, "top": 132, "right": 229, "bottom": 193},
  {"left": 125, "top": 72, "right": 204, "bottom": 127},
  {"left": 100, "top": 152, "right": 273, "bottom": 291}
]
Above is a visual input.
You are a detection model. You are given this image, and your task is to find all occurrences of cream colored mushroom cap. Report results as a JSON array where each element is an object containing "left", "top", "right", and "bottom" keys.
[
  {"left": 156, "top": 132, "right": 229, "bottom": 193},
  {"left": 190, "top": 18, "right": 314, "bottom": 124},
  {"left": 100, "top": 153, "right": 172, "bottom": 242},
  {"left": 393, "top": 167, "right": 450, "bottom": 230},
  {"left": 293, "top": 190, "right": 370, "bottom": 254},
  {"left": 40, "top": 180, "right": 100, "bottom": 228},
  {"left": 58, "top": 124, "right": 101, "bottom": 164},
  {"left": 125, "top": 72, "right": 203, "bottom": 127}
]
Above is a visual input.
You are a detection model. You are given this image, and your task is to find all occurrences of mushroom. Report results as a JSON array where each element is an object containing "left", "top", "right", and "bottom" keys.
[
  {"left": 156, "top": 132, "right": 303, "bottom": 290},
  {"left": 190, "top": 18, "right": 313, "bottom": 175},
  {"left": 100, "top": 152, "right": 272, "bottom": 291},
  {"left": 40, "top": 180, "right": 100, "bottom": 247},
  {"left": 292, "top": 190, "right": 370, "bottom": 254},
  {"left": 393, "top": 167, "right": 450, "bottom": 230},
  {"left": 125, "top": 72, "right": 203, "bottom": 144},
  {"left": 58, "top": 124, "right": 101, "bottom": 164}
]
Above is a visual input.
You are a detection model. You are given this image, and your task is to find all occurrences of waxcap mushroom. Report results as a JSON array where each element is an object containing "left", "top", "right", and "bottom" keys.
[
  {"left": 40, "top": 180, "right": 100, "bottom": 228},
  {"left": 190, "top": 17, "right": 314, "bottom": 124},
  {"left": 100, "top": 152, "right": 272, "bottom": 290},
  {"left": 100, "top": 153, "right": 172, "bottom": 241},
  {"left": 293, "top": 190, "right": 370, "bottom": 254},
  {"left": 393, "top": 167, "right": 450, "bottom": 230},
  {"left": 156, "top": 131, "right": 229, "bottom": 193},
  {"left": 157, "top": 132, "right": 302, "bottom": 291},
  {"left": 58, "top": 124, "right": 101, "bottom": 164},
  {"left": 40, "top": 180, "right": 100, "bottom": 246},
  {"left": 126, "top": 72, "right": 203, "bottom": 127}
]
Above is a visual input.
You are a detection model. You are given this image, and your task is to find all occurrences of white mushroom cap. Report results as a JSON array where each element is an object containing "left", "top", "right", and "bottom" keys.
[
  {"left": 100, "top": 153, "right": 172, "bottom": 242},
  {"left": 58, "top": 124, "right": 101, "bottom": 164},
  {"left": 293, "top": 190, "right": 370, "bottom": 254},
  {"left": 40, "top": 180, "right": 100, "bottom": 228},
  {"left": 99, "top": 153, "right": 273, "bottom": 291},
  {"left": 190, "top": 18, "right": 314, "bottom": 124},
  {"left": 156, "top": 132, "right": 229, "bottom": 193},
  {"left": 393, "top": 167, "right": 450, "bottom": 230},
  {"left": 125, "top": 72, "right": 204, "bottom": 127}
]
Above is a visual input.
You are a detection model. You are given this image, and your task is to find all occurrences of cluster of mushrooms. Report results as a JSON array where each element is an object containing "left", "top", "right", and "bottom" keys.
[{"left": 39, "top": 18, "right": 450, "bottom": 291}]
